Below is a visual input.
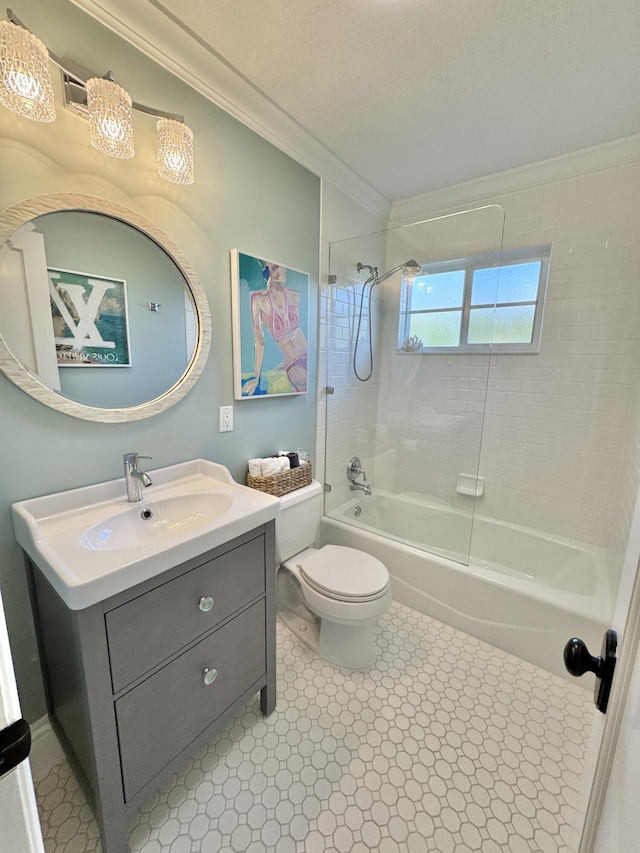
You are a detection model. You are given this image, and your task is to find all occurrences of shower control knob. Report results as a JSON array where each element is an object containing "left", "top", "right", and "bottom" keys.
[
  {"left": 563, "top": 630, "right": 617, "bottom": 714},
  {"left": 347, "top": 457, "right": 366, "bottom": 479}
]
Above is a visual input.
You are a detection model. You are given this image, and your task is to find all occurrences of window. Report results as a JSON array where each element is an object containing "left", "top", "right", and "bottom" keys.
[{"left": 398, "top": 247, "right": 550, "bottom": 354}]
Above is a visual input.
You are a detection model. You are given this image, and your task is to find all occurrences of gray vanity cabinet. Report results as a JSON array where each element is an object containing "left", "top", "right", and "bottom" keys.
[{"left": 26, "top": 522, "right": 276, "bottom": 853}]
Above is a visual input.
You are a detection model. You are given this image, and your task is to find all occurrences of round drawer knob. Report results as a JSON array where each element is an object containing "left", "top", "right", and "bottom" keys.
[
  {"left": 199, "top": 596, "right": 214, "bottom": 612},
  {"left": 203, "top": 667, "right": 218, "bottom": 686}
]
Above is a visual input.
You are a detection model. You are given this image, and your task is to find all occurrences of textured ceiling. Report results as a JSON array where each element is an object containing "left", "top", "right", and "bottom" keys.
[{"left": 136, "top": 1, "right": 640, "bottom": 201}]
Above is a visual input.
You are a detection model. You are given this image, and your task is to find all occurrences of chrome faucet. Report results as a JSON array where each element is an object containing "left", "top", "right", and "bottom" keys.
[
  {"left": 347, "top": 456, "right": 372, "bottom": 496},
  {"left": 123, "top": 452, "right": 153, "bottom": 502}
]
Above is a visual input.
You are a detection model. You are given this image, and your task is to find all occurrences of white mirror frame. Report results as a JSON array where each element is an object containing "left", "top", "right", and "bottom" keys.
[{"left": 0, "top": 193, "right": 211, "bottom": 422}]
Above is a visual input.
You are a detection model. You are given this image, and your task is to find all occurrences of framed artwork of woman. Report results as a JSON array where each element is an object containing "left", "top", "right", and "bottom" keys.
[{"left": 231, "top": 250, "right": 310, "bottom": 399}]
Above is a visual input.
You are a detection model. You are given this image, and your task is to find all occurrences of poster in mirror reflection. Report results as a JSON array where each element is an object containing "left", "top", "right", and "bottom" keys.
[
  {"left": 49, "top": 267, "right": 132, "bottom": 367},
  {"left": 231, "top": 249, "right": 309, "bottom": 399}
]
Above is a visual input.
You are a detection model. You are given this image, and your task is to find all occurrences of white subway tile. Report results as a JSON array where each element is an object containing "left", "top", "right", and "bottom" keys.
[{"left": 322, "top": 164, "right": 640, "bottom": 550}]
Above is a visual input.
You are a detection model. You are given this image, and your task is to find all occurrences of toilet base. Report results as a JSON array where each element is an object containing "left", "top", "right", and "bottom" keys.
[
  {"left": 276, "top": 560, "right": 388, "bottom": 671},
  {"left": 278, "top": 607, "right": 320, "bottom": 654},
  {"left": 317, "top": 621, "right": 378, "bottom": 670},
  {"left": 278, "top": 601, "right": 378, "bottom": 671}
]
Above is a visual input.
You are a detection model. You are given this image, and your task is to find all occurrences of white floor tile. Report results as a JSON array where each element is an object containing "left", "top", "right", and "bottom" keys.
[{"left": 35, "top": 601, "right": 593, "bottom": 853}]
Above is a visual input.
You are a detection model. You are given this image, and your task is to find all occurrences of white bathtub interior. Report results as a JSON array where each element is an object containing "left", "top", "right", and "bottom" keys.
[{"left": 329, "top": 491, "right": 607, "bottom": 596}]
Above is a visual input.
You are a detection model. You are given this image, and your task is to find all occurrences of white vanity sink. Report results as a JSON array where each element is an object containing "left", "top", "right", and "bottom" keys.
[
  {"left": 81, "top": 492, "right": 235, "bottom": 552},
  {"left": 12, "top": 459, "right": 279, "bottom": 609}
]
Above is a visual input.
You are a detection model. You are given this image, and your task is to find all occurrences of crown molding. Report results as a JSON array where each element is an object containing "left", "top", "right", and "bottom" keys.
[
  {"left": 68, "top": 0, "right": 391, "bottom": 222},
  {"left": 390, "top": 133, "right": 640, "bottom": 226}
]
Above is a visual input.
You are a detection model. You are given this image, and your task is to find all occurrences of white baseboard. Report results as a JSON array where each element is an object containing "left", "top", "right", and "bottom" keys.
[{"left": 28, "top": 716, "right": 65, "bottom": 783}]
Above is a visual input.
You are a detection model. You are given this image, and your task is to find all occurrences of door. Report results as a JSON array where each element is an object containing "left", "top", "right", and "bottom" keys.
[
  {"left": 574, "top": 495, "right": 640, "bottom": 850},
  {"left": 0, "top": 589, "right": 45, "bottom": 853}
]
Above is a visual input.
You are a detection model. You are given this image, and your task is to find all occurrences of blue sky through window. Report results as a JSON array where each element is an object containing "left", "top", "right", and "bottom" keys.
[
  {"left": 472, "top": 262, "right": 541, "bottom": 305},
  {"left": 410, "top": 271, "right": 465, "bottom": 311}
]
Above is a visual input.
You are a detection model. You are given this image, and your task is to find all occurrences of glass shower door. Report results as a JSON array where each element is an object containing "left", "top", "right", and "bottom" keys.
[{"left": 323, "top": 205, "right": 505, "bottom": 565}]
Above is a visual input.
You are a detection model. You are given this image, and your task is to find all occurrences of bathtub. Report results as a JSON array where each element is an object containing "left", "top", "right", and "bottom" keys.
[{"left": 320, "top": 492, "right": 610, "bottom": 681}]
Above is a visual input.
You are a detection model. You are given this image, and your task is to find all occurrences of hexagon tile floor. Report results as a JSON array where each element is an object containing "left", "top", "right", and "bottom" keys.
[{"left": 33, "top": 601, "right": 593, "bottom": 853}]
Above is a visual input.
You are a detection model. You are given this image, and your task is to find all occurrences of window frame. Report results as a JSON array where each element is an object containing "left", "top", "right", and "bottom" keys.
[{"left": 398, "top": 246, "right": 550, "bottom": 355}]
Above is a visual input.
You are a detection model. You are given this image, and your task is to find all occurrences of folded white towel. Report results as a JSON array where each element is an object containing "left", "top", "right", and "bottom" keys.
[
  {"left": 248, "top": 458, "right": 263, "bottom": 477},
  {"left": 261, "top": 457, "right": 280, "bottom": 477},
  {"left": 278, "top": 456, "right": 290, "bottom": 472}
]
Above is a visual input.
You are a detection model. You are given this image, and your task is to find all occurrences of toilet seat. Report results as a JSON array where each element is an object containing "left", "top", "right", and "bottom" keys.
[{"left": 297, "top": 545, "right": 389, "bottom": 602}]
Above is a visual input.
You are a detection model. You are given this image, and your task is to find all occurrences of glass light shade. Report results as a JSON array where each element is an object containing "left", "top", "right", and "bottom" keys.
[
  {"left": 157, "top": 118, "right": 194, "bottom": 185},
  {"left": 86, "top": 77, "right": 134, "bottom": 159},
  {"left": 0, "top": 20, "right": 55, "bottom": 122}
]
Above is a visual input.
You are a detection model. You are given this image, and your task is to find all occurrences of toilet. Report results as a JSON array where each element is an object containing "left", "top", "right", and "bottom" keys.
[{"left": 276, "top": 480, "right": 392, "bottom": 670}]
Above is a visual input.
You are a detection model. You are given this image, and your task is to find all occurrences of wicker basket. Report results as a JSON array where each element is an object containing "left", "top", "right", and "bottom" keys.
[{"left": 247, "top": 463, "right": 312, "bottom": 497}]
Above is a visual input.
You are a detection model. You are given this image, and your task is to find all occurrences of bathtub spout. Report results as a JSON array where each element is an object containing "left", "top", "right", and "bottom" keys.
[{"left": 350, "top": 480, "right": 372, "bottom": 496}]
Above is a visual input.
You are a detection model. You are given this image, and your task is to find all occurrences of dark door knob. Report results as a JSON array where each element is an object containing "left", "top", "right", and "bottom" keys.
[
  {"left": 564, "top": 637, "right": 604, "bottom": 677},
  {"left": 563, "top": 630, "right": 617, "bottom": 714}
]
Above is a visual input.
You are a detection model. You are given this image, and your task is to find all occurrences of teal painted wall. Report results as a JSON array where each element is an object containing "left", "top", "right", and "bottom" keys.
[{"left": 0, "top": 0, "right": 320, "bottom": 720}]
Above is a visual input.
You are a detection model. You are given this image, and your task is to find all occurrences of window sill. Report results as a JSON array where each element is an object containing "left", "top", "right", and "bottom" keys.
[{"left": 396, "top": 345, "right": 541, "bottom": 355}]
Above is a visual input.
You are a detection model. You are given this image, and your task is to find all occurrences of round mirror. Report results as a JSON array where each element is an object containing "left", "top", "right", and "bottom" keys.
[{"left": 0, "top": 193, "right": 211, "bottom": 422}]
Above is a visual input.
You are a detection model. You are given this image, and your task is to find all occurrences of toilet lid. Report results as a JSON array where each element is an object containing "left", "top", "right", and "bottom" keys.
[{"left": 297, "top": 545, "right": 389, "bottom": 600}]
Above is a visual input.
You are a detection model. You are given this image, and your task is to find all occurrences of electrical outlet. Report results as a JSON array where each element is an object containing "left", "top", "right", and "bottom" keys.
[{"left": 219, "top": 405, "right": 233, "bottom": 432}]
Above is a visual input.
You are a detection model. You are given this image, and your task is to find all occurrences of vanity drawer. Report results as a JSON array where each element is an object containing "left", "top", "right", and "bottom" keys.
[
  {"left": 106, "top": 535, "right": 265, "bottom": 692},
  {"left": 116, "top": 600, "right": 265, "bottom": 801}
]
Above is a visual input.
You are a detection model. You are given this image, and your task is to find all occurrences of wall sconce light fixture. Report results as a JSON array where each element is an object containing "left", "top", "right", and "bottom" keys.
[
  {"left": 0, "top": 10, "right": 195, "bottom": 184},
  {"left": 86, "top": 76, "right": 135, "bottom": 160},
  {"left": 0, "top": 17, "right": 55, "bottom": 122},
  {"left": 157, "top": 118, "right": 194, "bottom": 185}
]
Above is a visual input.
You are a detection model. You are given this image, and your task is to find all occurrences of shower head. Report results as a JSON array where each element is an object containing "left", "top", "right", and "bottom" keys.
[
  {"left": 402, "top": 260, "right": 422, "bottom": 279},
  {"left": 378, "top": 259, "right": 421, "bottom": 284},
  {"left": 356, "top": 259, "right": 422, "bottom": 286},
  {"left": 352, "top": 258, "right": 422, "bottom": 383}
]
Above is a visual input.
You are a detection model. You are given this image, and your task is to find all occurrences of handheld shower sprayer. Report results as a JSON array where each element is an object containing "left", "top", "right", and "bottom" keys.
[{"left": 352, "top": 259, "right": 422, "bottom": 381}]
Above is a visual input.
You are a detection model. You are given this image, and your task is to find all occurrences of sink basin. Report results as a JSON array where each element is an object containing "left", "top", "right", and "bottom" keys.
[
  {"left": 12, "top": 459, "right": 280, "bottom": 610},
  {"left": 81, "top": 492, "right": 234, "bottom": 552}
]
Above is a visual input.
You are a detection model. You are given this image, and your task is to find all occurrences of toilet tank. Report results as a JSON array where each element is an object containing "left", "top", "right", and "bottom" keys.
[{"left": 275, "top": 479, "right": 324, "bottom": 563}]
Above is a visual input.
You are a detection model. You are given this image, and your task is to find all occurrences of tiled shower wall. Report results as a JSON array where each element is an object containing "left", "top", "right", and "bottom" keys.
[
  {"left": 478, "top": 167, "right": 640, "bottom": 563},
  {"left": 387, "top": 170, "right": 640, "bottom": 546},
  {"left": 381, "top": 165, "right": 640, "bottom": 566},
  {"left": 322, "top": 152, "right": 640, "bottom": 592}
]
